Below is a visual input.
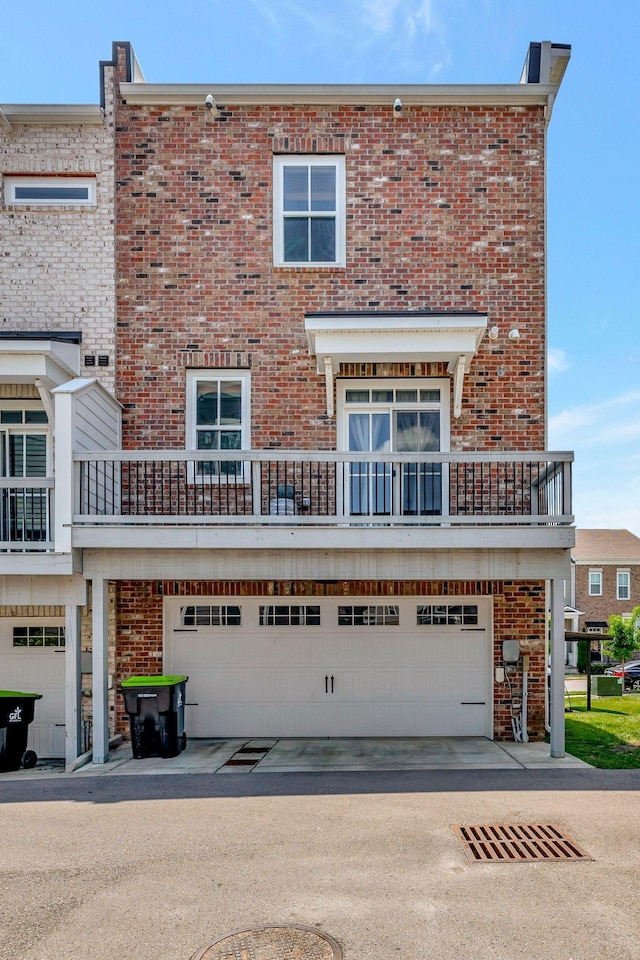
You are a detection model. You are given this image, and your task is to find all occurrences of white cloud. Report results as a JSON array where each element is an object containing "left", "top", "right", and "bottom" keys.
[
  {"left": 551, "top": 390, "right": 640, "bottom": 537},
  {"left": 548, "top": 347, "right": 568, "bottom": 372}
]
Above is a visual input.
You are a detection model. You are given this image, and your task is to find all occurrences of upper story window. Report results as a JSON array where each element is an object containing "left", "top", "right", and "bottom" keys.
[
  {"left": 588, "top": 570, "right": 602, "bottom": 596},
  {"left": 4, "top": 176, "right": 96, "bottom": 206},
  {"left": 617, "top": 570, "right": 630, "bottom": 601},
  {"left": 186, "top": 370, "right": 250, "bottom": 479},
  {"left": 273, "top": 156, "right": 346, "bottom": 267}
]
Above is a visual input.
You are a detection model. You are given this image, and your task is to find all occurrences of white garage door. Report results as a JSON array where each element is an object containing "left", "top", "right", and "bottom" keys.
[
  {"left": 165, "top": 598, "right": 492, "bottom": 738},
  {"left": 0, "top": 619, "right": 66, "bottom": 759}
]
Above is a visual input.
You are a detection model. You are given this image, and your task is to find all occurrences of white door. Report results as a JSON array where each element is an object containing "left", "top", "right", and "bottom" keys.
[
  {"left": 165, "top": 598, "right": 491, "bottom": 738},
  {"left": 0, "top": 405, "right": 50, "bottom": 546},
  {"left": 0, "top": 619, "right": 66, "bottom": 758},
  {"left": 339, "top": 379, "right": 449, "bottom": 518}
]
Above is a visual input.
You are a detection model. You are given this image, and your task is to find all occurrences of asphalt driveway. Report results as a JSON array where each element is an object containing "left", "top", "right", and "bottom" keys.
[{"left": 1, "top": 767, "right": 639, "bottom": 960}]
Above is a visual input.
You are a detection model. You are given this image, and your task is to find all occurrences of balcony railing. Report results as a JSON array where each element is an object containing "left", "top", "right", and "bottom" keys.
[
  {"left": 73, "top": 450, "right": 573, "bottom": 528},
  {"left": 0, "top": 478, "right": 54, "bottom": 551}
]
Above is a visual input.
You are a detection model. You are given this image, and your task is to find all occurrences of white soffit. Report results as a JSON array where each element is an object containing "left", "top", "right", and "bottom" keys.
[
  {"left": 0, "top": 339, "right": 80, "bottom": 390},
  {"left": 304, "top": 313, "right": 487, "bottom": 418}
]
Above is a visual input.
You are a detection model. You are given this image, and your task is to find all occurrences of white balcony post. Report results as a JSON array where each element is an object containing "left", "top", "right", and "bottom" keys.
[
  {"left": 92, "top": 578, "right": 110, "bottom": 764},
  {"left": 52, "top": 387, "right": 74, "bottom": 554},
  {"left": 549, "top": 577, "right": 566, "bottom": 757},
  {"left": 64, "top": 604, "right": 82, "bottom": 768}
]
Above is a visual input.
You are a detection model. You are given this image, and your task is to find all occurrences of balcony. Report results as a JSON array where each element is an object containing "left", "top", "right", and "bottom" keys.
[
  {"left": 64, "top": 449, "right": 574, "bottom": 554},
  {"left": 0, "top": 478, "right": 54, "bottom": 551}
]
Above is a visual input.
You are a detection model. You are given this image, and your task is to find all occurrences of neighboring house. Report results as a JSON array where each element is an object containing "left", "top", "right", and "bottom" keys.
[
  {"left": 570, "top": 529, "right": 640, "bottom": 655},
  {"left": 0, "top": 59, "right": 120, "bottom": 764},
  {"left": 1, "top": 39, "right": 574, "bottom": 766}
]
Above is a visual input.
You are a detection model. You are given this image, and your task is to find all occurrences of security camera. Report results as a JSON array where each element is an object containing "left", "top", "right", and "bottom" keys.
[
  {"left": 393, "top": 97, "right": 403, "bottom": 117},
  {"left": 205, "top": 94, "right": 215, "bottom": 110}
]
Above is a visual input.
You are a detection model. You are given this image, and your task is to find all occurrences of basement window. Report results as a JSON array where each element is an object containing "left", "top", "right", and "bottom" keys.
[{"left": 4, "top": 176, "right": 96, "bottom": 206}]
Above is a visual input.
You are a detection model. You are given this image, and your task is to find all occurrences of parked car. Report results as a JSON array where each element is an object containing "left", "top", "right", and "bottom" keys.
[{"left": 604, "top": 661, "right": 640, "bottom": 690}]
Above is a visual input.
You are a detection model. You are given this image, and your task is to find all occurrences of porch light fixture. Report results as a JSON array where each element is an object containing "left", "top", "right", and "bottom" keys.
[
  {"left": 508, "top": 328, "right": 520, "bottom": 340},
  {"left": 487, "top": 326, "right": 499, "bottom": 341}
]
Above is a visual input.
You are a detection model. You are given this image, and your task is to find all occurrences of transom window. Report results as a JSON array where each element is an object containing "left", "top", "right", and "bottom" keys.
[
  {"left": 273, "top": 156, "right": 345, "bottom": 267},
  {"left": 13, "top": 625, "right": 65, "bottom": 647},
  {"left": 186, "top": 370, "right": 250, "bottom": 478},
  {"left": 180, "top": 605, "right": 241, "bottom": 626},
  {"left": 4, "top": 176, "right": 96, "bottom": 206},
  {"left": 417, "top": 604, "right": 479, "bottom": 626},
  {"left": 588, "top": 570, "right": 602, "bottom": 596},
  {"left": 259, "top": 605, "right": 321, "bottom": 626},
  {"left": 617, "top": 571, "right": 630, "bottom": 601},
  {"left": 338, "top": 605, "right": 400, "bottom": 626}
]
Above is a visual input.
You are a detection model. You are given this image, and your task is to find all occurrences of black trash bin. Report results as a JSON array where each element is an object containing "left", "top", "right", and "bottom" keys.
[
  {"left": 0, "top": 691, "right": 42, "bottom": 772},
  {"left": 121, "top": 675, "right": 188, "bottom": 759}
]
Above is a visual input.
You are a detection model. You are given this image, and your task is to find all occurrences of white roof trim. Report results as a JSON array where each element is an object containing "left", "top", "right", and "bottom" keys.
[
  {"left": 0, "top": 339, "right": 80, "bottom": 390},
  {"left": 119, "top": 82, "right": 556, "bottom": 108},
  {"left": 0, "top": 104, "right": 103, "bottom": 125},
  {"left": 304, "top": 313, "right": 487, "bottom": 419}
]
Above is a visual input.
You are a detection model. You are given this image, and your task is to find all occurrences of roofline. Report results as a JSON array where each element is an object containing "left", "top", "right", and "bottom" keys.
[
  {"left": 119, "top": 81, "right": 558, "bottom": 108},
  {"left": 0, "top": 104, "right": 103, "bottom": 125}
]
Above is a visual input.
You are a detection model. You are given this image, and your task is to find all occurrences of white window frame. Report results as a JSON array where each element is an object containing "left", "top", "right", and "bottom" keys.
[
  {"left": 186, "top": 370, "right": 250, "bottom": 482},
  {"left": 588, "top": 569, "right": 603, "bottom": 596},
  {"left": 273, "top": 155, "right": 346, "bottom": 267},
  {"left": 4, "top": 176, "right": 97, "bottom": 206},
  {"left": 617, "top": 570, "right": 630, "bottom": 601}
]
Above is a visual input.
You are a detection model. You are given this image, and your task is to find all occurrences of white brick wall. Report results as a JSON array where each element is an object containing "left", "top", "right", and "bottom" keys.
[{"left": 0, "top": 66, "right": 116, "bottom": 393}]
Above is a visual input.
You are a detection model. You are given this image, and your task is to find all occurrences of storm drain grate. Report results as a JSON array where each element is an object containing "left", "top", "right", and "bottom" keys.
[
  {"left": 237, "top": 746, "right": 270, "bottom": 754},
  {"left": 191, "top": 924, "right": 342, "bottom": 959},
  {"left": 223, "top": 758, "right": 257, "bottom": 766},
  {"left": 453, "top": 823, "right": 592, "bottom": 862}
]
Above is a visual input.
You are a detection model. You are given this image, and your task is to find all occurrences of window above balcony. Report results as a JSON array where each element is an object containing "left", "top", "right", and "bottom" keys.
[{"left": 304, "top": 312, "right": 487, "bottom": 417}]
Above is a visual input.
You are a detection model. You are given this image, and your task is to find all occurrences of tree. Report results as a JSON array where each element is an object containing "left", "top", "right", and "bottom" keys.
[{"left": 604, "top": 606, "right": 640, "bottom": 693}]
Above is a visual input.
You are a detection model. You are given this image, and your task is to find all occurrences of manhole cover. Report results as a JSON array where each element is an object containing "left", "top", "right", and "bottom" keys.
[
  {"left": 453, "top": 823, "right": 592, "bottom": 862},
  {"left": 191, "top": 924, "right": 342, "bottom": 959}
]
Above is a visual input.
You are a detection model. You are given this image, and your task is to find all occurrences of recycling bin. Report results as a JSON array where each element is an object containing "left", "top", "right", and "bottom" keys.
[
  {"left": 121, "top": 675, "right": 188, "bottom": 759},
  {"left": 0, "top": 691, "right": 42, "bottom": 772}
]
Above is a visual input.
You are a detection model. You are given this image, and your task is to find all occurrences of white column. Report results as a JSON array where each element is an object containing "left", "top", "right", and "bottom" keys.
[
  {"left": 92, "top": 578, "right": 110, "bottom": 764},
  {"left": 64, "top": 605, "right": 83, "bottom": 768},
  {"left": 549, "top": 577, "right": 566, "bottom": 757}
]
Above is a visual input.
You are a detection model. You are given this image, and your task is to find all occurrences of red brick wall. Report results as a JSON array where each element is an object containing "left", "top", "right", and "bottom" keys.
[
  {"left": 113, "top": 51, "right": 546, "bottom": 453},
  {"left": 115, "top": 579, "right": 546, "bottom": 741},
  {"left": 575, "top": 563, "right": 640, "bottom": 629}
]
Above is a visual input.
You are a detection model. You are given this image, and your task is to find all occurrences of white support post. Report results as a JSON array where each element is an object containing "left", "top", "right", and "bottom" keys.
[
  {"left": 92, "top": 578, "right": 110, "bottom": 764},
  {"left": 64, "top": 605, "right": 83, "bottom": 768},
  {"left": 549, "top": 577, "right": 566, "bottom": 757}
]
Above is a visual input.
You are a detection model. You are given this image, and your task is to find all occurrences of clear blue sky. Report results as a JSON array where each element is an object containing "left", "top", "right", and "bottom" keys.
[{"left": 3, "top": 1, "right": 639, "bottom": 535}]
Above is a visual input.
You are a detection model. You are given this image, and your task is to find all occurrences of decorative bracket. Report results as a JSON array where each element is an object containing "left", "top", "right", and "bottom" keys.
[
  {"left": 448, "top": 354, "right": 468, "bottom": 419},
  {"left": 323, "top": 356, "right": 336, "bottom": 418}
]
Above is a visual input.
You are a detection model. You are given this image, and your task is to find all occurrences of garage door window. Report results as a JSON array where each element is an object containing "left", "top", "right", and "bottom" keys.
[
  {"left": 417, "top": 604, "right": 478, "bottom": 626},
  {"left": 259, "top": 605, "right": 321, "bottom": 626},
  {"left": 180, "top": 605, "right": 241, "bottom": 626},
  {"left": 338, "top": 605, "right": 400, "bottom": 626},
  {"left": 13, "top": 625, "right": 65, "bottom": 647}
]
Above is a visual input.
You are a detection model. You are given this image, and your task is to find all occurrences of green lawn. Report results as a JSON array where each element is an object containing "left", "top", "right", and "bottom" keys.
[{"left": 564, "top": 692, "right": 640, "bottom": 768}]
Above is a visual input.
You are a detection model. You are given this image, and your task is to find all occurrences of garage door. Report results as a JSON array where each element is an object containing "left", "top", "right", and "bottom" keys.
[
  {"left": 0, "top": 619, "right": 66, "bottom": 759},
  {"left": 165, "top": 598, "right": 492, "bottom": 738}
]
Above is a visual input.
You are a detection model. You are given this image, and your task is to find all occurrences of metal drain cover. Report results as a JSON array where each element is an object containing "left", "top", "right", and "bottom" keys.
[
  {"left": 191, "top": 925, "right": 342, "bottom": 959},
  {"left": 454, "top": 823, "right": 592, "bottom": 862}
]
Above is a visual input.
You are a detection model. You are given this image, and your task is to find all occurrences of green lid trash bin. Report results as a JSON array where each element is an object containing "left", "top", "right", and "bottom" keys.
[
  {"left": 121, "top": 676, "right": 188, "bottom": 759},
  {"left": 0, "top": 691, "right": 43, "bottom": 772}
]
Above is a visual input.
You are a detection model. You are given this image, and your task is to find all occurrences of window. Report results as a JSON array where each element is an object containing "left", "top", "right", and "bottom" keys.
[
  {"left": 13, "top": 625, "right": 65, "bottom": 647},
  {"left": 417, "top": 604, "right": 479, "bottom": 626},
  {"left": 273, "top": 156, "right": 345, "bottom": 266},
  {"left": 259, "top": 605, "right": 321, "bottom": 626},
  {"left": 186, "top": 371, "right": 250, "bottom": 478},
  {"left": 617, "top": 571, "right": 630, "bottom": 601},
  {"left": 180, "top": 605, "right": 241, "bottom": 626},
  {"left": 338, "top": 605, "right": 400, "bottom": 626},
  {"left": 4, "top": 176, "right": 96, "bottom": 206},
  {"left": 588, "top": 570, "right": 602, "bottom": 596}
]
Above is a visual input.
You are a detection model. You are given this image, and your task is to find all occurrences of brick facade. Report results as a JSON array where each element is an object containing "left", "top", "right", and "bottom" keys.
[
  {"left": 108, "top": 43, "right": 551, "bottom": 744},
  {"left": 0, "top": 66, "right": 117, "bottom": 393},
  {"left": 575, "top": 563, "right": 640, "bottom": 629}
]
